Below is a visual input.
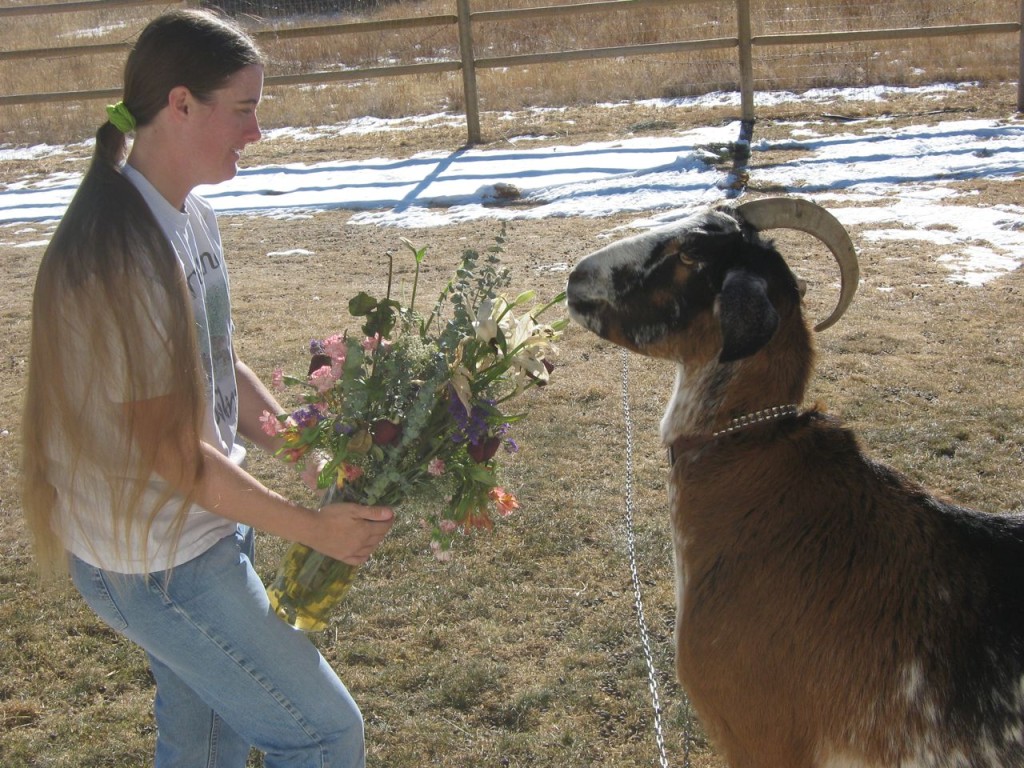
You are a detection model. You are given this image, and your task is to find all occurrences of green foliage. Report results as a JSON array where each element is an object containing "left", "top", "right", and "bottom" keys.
[
  {"left": 348, "top": 291, "right": 402, "bottom": 339},
  {"left": 269, "top": 229, "right": 566, "bottom": 550}
]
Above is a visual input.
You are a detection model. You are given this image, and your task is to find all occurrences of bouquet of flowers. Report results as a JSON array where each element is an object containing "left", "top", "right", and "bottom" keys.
[{"left": 264, "top": 233, "right": 567, "bottom": 631}]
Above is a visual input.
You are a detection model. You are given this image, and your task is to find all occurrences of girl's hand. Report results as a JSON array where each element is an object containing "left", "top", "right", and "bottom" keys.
[{"left": 311, "top": 502, "right": 395, "bottom": 565}]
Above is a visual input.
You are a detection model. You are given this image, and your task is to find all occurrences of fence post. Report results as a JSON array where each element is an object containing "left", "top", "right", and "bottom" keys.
[
  {"left": 456, "top": 0, "right": 481, "bottom": 144},
  {"left": 735, "top": 0, "right": 755, "bottom": 154},
  {"left": 1018, "top": 0, "right": 1023, "bottom": 112}
]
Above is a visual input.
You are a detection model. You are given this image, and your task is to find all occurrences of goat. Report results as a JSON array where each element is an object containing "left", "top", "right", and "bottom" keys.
[{"left": 566, "top": 198, "right": 1024, "bottom": 768}]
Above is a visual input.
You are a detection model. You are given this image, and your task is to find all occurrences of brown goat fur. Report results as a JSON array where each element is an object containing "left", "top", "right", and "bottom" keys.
[{"left": 566, "top": 205, "right": 1024, "bottom": 768}]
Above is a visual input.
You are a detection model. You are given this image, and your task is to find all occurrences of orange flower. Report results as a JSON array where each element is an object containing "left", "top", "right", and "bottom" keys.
[
  {"left": 463, "top": 506, "right": 494, "bottom": 531},
  {"left": 488, "top": 487, "right": 520, "bottom": 517},
  {"left": 283, "top": 447, "right": 308, "bottom": 463}
]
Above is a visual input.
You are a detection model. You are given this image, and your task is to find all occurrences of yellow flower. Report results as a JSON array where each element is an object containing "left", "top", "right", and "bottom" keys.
[{"left": 336, "top": 463, "right": 365, "bottom": 489}]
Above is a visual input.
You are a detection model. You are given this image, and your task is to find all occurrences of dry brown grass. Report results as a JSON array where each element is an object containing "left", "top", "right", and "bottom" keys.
[{"left": 1, "top": 20, "right": 1023, "bottom": 768}]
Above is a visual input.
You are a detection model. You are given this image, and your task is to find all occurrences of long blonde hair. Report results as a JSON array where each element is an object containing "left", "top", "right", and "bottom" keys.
[{"left": 22, "top": 10, "right": 264, "bottom": 575}]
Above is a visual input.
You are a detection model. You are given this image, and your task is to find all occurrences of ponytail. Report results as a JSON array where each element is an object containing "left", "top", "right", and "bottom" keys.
[
  {"left": 22, "top": 7, "right": 261, "bottom": 575},
  {"left": 21, "top": 108, "right": 201, "bottom": 577}
]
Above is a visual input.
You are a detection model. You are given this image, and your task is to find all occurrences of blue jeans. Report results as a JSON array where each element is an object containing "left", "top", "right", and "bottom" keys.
[{"left": 70, "top": 526, "right": 365, "bottom": 768}]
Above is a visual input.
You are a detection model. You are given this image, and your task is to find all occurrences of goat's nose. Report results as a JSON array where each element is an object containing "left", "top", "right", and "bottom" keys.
[
  {"left": 566, "top": 262, "right": 610, "bottom": 326},
  {"left": 566, "top": 263, "right": 592, "bottom": 307},
  {"left": 567, "top": 258, "right": 600, "bottom": 291}
]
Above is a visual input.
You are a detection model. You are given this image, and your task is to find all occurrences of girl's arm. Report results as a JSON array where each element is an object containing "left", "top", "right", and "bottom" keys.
[
  {"left": 124, "top": 393, "right": 393, "bottom": 565},
  {"left": 234, "top": 356, "right": 286, "bottom": 454}
]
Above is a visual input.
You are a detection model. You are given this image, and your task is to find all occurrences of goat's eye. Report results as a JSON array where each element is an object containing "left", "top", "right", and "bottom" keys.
[{"left": 657, "top": 238, "right": 699, "bottom": 268}]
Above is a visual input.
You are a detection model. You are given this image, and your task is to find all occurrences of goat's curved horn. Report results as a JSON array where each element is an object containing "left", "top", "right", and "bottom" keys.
[{"left": 735, "top": 197, "right": 859, "bottom": 332}]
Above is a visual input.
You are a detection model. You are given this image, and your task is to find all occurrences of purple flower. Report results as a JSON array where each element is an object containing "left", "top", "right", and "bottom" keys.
[
  {"left": 466, "top": 405, "right": 489, "bottom": 445},
  {"left": 468, "top": 436, "right": 501, "bottom": 463},
  {"left": 291, "top": 405, "right": 322, "bottom": 428},
  {"left": 447, "top": 386, "right": 470, "bottom": 442}
]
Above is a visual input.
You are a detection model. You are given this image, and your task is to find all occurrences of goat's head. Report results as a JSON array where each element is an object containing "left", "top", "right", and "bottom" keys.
[{"left": 566, "top": 198, "right": 859, "bottom": 437}]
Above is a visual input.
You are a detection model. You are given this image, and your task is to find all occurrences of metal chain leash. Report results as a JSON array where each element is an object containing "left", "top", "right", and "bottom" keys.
[{"left": 620, "top": 349, "right": 692, "bottom": 768}]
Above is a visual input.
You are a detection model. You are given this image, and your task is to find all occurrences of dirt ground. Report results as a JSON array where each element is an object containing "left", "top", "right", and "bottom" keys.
[{"left": 1, "top": 82, "right": 1023, "bottom": 766}]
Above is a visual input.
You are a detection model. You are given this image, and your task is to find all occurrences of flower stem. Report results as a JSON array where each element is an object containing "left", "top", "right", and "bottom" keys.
[{"left": 384, "top": 251, "right": 395, "bottom": 302}]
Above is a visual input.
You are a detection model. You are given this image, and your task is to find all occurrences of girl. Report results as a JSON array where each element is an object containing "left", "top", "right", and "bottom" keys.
[{"left": 21, "top": 9, "right": 393, "bottom": 766}]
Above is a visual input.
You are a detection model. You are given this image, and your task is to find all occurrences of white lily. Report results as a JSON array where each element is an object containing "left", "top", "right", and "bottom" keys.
[
  {"left": 505, "top": 309, "right": 555, "bottom": 386},
  {"left": 450, "top": 363, "right": 474, "bottom": 414},
  {"left": 473, "top": 298, "right": 500, "bottom": 343}
]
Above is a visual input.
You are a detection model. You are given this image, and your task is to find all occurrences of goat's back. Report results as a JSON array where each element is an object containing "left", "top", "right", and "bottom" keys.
[{"left": 672, "top": 412, "right": 1024, "bottom": 768}]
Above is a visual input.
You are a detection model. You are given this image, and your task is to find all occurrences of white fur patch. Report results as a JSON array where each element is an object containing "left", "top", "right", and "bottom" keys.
[{"left": 660, "top": 360, "right": 721, "bottom": 444}]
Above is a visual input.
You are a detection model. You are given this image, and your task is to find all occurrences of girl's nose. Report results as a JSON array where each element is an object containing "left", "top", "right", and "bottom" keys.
[{"left": 245, "top": 115, "right": 262, "bottom": 144}]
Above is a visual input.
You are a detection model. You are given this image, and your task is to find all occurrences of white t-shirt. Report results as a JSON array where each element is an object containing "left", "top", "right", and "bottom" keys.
[{"left": 55, "top": 164, "right": 245, "bottom": 573}]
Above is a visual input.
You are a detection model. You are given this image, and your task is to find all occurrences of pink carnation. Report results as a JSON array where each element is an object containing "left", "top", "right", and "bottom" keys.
[
  {"left": 259, "top": 410, "right": 283, "bottom": 437},
  {"left": 427, "top": 458, "right": 446, "bottom": 477},
  {"left": 322, "top": 334, "right": 347, "bottom": 361},
  {"left": 309, "top": 364, "right": 338, "bottom": 394}
]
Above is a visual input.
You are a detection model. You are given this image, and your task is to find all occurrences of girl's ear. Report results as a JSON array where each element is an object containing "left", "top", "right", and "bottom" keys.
[{"left": 167, "top": 85, "right": 192, "bottom": 122}]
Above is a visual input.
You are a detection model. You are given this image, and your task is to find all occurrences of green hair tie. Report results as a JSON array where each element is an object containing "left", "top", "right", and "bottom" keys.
[{"left": 105, "top": 101, "right": 136, "bottom": 133}]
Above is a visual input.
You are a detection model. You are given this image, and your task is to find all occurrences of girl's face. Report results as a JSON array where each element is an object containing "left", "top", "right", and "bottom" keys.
[{"left": 189, "top": 64, "right": 264, "bottom": 186}]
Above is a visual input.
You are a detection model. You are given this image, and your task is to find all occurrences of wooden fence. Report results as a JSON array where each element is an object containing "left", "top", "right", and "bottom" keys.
[{"left": 1, "top": 0, "right": 1021, "bottom": 144}]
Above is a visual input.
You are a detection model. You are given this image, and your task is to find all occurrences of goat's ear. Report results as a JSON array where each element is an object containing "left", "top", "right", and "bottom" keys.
[{"left": 718, "top": 269, "right": 779, "bottom": 362}]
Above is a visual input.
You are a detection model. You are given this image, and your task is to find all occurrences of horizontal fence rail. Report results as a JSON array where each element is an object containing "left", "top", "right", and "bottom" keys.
[
  {"left": 0, "top": 40, "right": 130, "bottom": 62},
  {"left": 0, "top": 0, "right": 175, "bottom": 16},
  {"left": 0, "top": 0, "right": 1020, "bottom": 143}
]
